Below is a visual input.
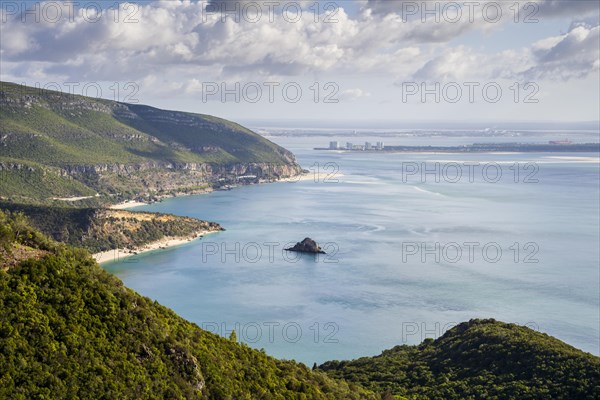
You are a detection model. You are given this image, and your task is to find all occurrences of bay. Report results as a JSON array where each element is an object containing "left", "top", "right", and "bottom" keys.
[{"left": 104, "top": 134, "right": 600, "bottom": 365}]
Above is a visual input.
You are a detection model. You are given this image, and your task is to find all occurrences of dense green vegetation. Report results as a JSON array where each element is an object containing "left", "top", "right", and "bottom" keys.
[
  {"left": 2, "top": 81, "right": 598, "bottom": 399},
  {"left": 0, "top": 81, "right": 295, "bottom": 166},
  {"left": 0, "top": 211, "right": 375, "bottom": 399},
  {"left": 0, "top": 81, "right": 300, "bottom": 203},
  {"left": 0, "top": 202, "right": 222, "bottom": 253},
  {"left": 1, "top": 212, "right": 599, "bottom": 399},
  {"left": 318, "top": 319, "right": 600, "bottom": 399},
  {"left": 0, "top": 159, "right": 97, "bottom": 203}
]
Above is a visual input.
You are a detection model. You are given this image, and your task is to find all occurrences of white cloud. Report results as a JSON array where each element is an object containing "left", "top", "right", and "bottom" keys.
[
  {"left": 340, "top": 88, "right": 371, "bottom": 100},
  {"left": 0, "top": 0, "right": 598, "bottom": 103},
  {"left": 408, "top": 23, "right": 598, "bottom": 82},
  {"left": 411, "top": 46, "right": 533, "bottom": 82},
  {"left": 525, "top": 23, "right": 600, "bottom": 79},
  {"left": 0, "top": 0, "right": 506, "bottom": 81}
]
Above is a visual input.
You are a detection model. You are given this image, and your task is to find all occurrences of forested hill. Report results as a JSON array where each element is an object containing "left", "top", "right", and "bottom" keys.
[
  {"left": 1, "top": 211, "right": 599, "bottom": 399},
  {"left": 0, "top": 210, "right": 375, "bottom": 399},
  {"left": 318, "top": 319, "right": 600, "bottom": 399},
  {"left": 0, "top": 201, "right": 224, "bottom": 254},
  {"left": 0, "top": 81, "right": 301, "bottom": 203}
]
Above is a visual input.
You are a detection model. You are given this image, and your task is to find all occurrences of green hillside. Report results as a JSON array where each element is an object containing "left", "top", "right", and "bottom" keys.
[
  {"left": 0, "top": 159, "right": 97, "bottom": 200},
  {"left": 318, "top": 319, "right": 600, "bottom": 399},
  {"left": 1, "top": 211, "right": 599, "bottom": 399},
  {"left": 0, "top": 210, "right": 375, "bottom": 399},
  {"left": 0, "top": 81, "right": 301, "bottom": 203},
  {"left": 0, "top": 202, "right": 223, "bottom": 253}
]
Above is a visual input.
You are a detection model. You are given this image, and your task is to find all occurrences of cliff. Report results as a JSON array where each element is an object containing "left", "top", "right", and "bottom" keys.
[{"left": 0, "top": 81, "right": 303, "bottom": 204}]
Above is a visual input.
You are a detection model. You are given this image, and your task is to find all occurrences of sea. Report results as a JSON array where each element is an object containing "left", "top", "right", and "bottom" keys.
[{"left": 104, "top": 131, "right": 600, "bottom": 365}]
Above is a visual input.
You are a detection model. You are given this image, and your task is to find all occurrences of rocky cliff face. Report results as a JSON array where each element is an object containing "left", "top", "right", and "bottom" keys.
[
  {"left": 59, "top": 162, "right": 300, "bottom": 177},
  {"left": 0, "top": 162, "right": 36, "bottom": 172},
  {"left": 54, "top": 161, "right": 303, "bottom": 199},
  {"left": 1, "top": 81, "right": 305, "bottom": 202},
  {"left": 2, "top": 159, "right": 303, "bottom": 201},
  {"left": 285, "top": 238, "right": 326, "bottom": 254}
]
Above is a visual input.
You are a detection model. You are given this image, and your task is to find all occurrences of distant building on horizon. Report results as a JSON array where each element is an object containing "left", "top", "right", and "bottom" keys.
[
  {"left": 329, "top": 141, "right": 340, "bottom": 149},
  {"left": 346, "top": 142, "right": 353, "bottom": 150},
  {"left": 376, "top": 141, "right": 384, "bottom": 150},
  {"left": 365, "top": 142, "right": 372, "bottom": 150}
]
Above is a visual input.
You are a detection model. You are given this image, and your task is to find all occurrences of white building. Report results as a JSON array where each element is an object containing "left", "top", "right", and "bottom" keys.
[{"left": 329, "top": 141, "right": 340, "bottom": 149}]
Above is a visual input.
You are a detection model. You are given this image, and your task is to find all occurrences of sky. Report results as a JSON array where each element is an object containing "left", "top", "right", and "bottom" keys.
[{"left": 1, "top": 0, "right": 599, "bottom": 126}]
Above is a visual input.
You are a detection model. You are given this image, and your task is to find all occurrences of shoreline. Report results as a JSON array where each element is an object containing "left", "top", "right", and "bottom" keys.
[
  {"left": 109, "top": 173, "right": 316, "bottom": 210},
  {"left": 109, "top": 200, "right": 149, "bottom": 210},
  {"left": 109, "top": 187, "right": 214, "bottom": 210},
  {"left": 99, "top": 173, "right": 313, "bottom": 262},
  {"left": 275, "top": 172, "right": 319, "bottom": 183},
  {"left": 93, "top": 230, "right": 219, "bottom": 264}
]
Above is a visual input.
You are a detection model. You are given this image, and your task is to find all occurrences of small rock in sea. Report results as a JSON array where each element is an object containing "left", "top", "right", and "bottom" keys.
[{"left": 285, "top": 237, "right": 326, "bottom": 254}]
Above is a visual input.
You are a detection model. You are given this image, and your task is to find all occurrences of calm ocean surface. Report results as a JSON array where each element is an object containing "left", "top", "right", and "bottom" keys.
[{"left": 104, "top": 134, "right": 600, "bottom": 364}]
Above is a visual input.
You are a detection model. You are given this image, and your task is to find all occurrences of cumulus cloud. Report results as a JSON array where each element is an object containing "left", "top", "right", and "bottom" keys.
[
  {"left": 0, "top": 0, "right": 598, "bottom": 91},
  {"left": 408, "top": 21, "right": 599, "bottom": 83},
  {"left": 411, "top": 46, "right": 532, "bottom": 81},
  {"left": 525, "top": 23, "right": 600, "bottom": 79},
  {"left": 339, "top": 88, "right": 371, "bottom": 101},
  {"left": 1, "top": 1, "right": 357, "bottom": 79},
  {"left": 0, "top": 1, "right": 407, "bottom": 83}
]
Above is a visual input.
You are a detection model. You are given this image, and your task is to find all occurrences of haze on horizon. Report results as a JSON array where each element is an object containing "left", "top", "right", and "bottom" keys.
[{"left": 1, "top": 0, "right": 599, "bottom": 124}]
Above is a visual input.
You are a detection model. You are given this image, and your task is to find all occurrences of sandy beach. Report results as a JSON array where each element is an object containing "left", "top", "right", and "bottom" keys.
[
  {"left": 109, "top": 200, "right": 149, "bottom": 210},
  {"left": 278, "top": 172, "right": 344, "bottom": 183},
  {"left": 278, "top": 172, "right": 314, "bottom": 183},
  {"left": 93, "top": 230, "right": 217, "bottom": 264}
]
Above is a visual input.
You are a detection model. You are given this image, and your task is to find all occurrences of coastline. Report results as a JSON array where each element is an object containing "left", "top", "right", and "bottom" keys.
[
  {"left": 109, "top": 200, "right": 149, "bottom": 210},
  {"left": 98, "top": 173, "right": 312, "bottom": 263},
  {"left": 275, "top": 172, "right": 320, "bottom": 183},
  {"left": 108, "top": 173, "right": 316, "bottom": 210},
  {"left": 318, "top": 150, "right": 527, "bottom": 155},
  {"left": 93, "top": 230, "right": 218, "bottom": 264},
  {"left": 109, "top": 188, "right": 214, "bottom": 210}
]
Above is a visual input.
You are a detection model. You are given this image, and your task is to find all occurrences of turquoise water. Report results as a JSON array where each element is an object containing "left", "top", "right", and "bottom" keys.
[{"left": 105, "top": 136, "right": 600, "bottom": 364}]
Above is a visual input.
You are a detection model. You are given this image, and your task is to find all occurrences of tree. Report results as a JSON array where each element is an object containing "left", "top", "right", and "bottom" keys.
[{"left": 0, "top": 212, "right": 14, "bottom": 250}]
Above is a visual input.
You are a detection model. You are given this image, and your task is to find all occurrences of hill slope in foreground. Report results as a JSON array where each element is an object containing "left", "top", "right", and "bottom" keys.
[
  {"left": 1, "top": 211, "right": 598, "bottom": 399},
  {"left": 319, "top": 320, "right": 600, "bottom": 399},
  {"left": 0, "top": 81, "right": 301, "bottom": 204},
  {"left": 0, "top": 201, "right": 223, "bottom": 254},
  {"left": 0, "top": 210, "right": 373, "bottom": 399}
]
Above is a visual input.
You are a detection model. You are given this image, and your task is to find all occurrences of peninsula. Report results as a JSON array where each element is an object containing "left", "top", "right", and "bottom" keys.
[{"left": 315, "top": 142, "right": 600, "bottom": 153}]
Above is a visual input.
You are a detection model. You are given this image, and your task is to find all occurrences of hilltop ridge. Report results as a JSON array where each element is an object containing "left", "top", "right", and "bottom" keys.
[
  {"left": 318, "top": 319, "right": 600, "bottom": 399},
  {"left": 0, "top": 81, "right": 302, "bottom": 204}
]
